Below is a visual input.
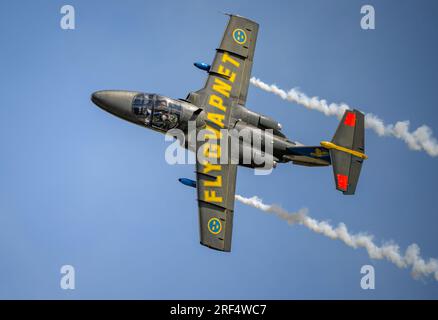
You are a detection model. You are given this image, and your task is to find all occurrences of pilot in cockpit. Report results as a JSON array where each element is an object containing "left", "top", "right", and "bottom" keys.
[
  {"left": 133, "top": 94, "right": 180, "bottom": 130},
  {"left": 153, "top": 100, "right": 179, "bottom": 130}
]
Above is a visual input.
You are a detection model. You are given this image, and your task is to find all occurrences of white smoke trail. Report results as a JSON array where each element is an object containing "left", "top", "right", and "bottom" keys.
[
  {"left": 235, "top": 194, "right": 438, "bottom": 282},
  {"left": 250, "top": 77, "right": 438, "bottom": 157}
]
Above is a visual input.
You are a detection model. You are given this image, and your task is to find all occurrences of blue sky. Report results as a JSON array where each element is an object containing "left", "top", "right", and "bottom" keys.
[{"left": 1, "top": 0, "right": 438, "bottom": 299}]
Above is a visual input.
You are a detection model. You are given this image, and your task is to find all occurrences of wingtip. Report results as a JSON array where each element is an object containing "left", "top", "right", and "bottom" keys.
[{"left": 218, "top": 11, "right": 245, "bottom": 18}]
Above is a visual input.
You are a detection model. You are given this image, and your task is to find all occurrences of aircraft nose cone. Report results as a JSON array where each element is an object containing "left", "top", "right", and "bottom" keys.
[
  {"left": 91, "top": 90, "right": 138, "bottom": 120},
  {"left": 91, "top": 91, "right": 108, "bottom": 107}
]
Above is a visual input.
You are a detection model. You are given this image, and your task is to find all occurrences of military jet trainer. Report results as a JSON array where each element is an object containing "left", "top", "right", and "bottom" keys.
[{"left": 91, "top": 14, "right": 368, "bottom": 252}]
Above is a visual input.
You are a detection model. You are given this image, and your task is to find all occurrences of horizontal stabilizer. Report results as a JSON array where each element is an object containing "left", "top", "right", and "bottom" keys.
[{"left": 328, "top": 109, "right": 366, "bottom": 195}]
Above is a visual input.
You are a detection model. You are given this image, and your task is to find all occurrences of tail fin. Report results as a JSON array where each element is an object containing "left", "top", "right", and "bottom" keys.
[{"left": 321, "top": 109, "right": 367, "bottom": 195}]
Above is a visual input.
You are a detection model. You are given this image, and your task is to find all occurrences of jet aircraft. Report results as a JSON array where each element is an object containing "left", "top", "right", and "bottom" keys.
[{"left": 91, "top": 14, "right": 367, "bottom": 252}]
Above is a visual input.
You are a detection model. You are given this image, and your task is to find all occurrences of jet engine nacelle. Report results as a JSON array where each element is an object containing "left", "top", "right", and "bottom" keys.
[
  {"left": 259, "top": 114, "right": 282, "bottom": 131},
  {"left": 237, "top": 143, "right": 278, "bottom": 170},
  {"left": 233, "top": 105, "right": 282, "bottom": 131}
]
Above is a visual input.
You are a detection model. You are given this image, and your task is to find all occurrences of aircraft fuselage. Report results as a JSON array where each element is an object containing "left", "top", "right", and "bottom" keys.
[{"left": 91, "top": 90, "right": 307, "bottom": 169}]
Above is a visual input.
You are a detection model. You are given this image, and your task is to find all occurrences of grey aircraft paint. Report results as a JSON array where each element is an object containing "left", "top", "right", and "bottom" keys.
[{"left": 91, "top": 14, "right": 367, "bottom": 252}]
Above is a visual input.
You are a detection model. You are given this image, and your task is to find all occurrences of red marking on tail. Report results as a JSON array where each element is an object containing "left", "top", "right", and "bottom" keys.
[
  {"left": 344, "top": 112, "right": 356, "bottom": 127},
  {"left": 337, "top": 174, "right": 348, "bottom": 191}
]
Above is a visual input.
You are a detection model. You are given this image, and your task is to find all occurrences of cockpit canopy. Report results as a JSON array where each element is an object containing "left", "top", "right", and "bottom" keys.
[{"left": 132, "top": 94, "right": 182, "bottom": 131}]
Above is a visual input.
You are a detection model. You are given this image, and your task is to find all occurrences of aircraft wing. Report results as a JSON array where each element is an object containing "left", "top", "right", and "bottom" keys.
[
  {"left": 196, "top": 158, "right": 238, "bottom": 251},
  {"left": 194, "top": 15, "right": 259, "bottom": 251},
  {"left": 195, "top": 14, "right": 259, "bottom": 107}
]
